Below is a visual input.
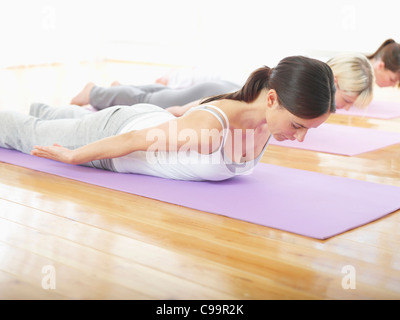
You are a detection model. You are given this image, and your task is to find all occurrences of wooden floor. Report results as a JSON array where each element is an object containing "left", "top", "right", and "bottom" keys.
[{"left": 0, "top": 61, "right": 399, "bottom": 300}]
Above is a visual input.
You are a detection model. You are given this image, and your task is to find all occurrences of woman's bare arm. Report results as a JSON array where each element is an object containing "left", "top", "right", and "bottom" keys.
[{"left": 31, "top": 110, "right": 223, "bottom": 165}]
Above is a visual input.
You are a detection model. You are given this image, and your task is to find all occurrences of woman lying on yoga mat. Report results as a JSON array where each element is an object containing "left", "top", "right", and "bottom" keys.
[
  {"left": 70, "top": 80, "right": 241, "bottom": 112},
  {"left": 70, "top": 53, "right": 372, "bottom": 114},
  {"left": 367, "top": 39, "right": 400, "bottom": 88},
  {"left": 0, "top": 56, "right": 335, "bottom": 181},
  {"left": 168, "top": 53, "right": 374, "bottom": 115}
]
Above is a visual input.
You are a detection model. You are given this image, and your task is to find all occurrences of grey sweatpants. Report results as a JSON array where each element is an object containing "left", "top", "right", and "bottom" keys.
[
  {"left": 90, "top": 80, "right": 240, "bottom": 110},
  {"left": 0, "top": 103, "right": 155, "bottom": 170}
]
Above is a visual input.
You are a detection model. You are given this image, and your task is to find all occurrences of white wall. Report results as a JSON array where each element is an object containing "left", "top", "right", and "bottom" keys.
[{"left": 1, "top": 0, "right": 399, "bottom": 77}]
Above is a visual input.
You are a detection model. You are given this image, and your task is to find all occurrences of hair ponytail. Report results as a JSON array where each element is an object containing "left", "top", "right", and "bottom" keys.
[
  {"left": 201, "top": 66, "right": 271, "bottom": 104},
  {"left": 366, "top": 39, "right": 400, "bottom": 75},
  {"left": 201, "top": 56, "right": 335, "bottom": 119},
  {"left": 366, "top": 39, "right": 396, "bottom": 60}
]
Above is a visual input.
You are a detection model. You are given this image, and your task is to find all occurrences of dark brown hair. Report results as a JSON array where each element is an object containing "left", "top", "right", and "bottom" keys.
[
  {"left": 367, "top": 39, "right": 400, "bottom": 73},
  {"left": 201, "top": 56, "right": 336, "bottom": 119}
]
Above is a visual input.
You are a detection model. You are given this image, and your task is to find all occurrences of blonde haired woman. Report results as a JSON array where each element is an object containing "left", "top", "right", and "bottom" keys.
[
  {"left": 169, "top": 53, "right": 375, "bottom": 116},
  {"left": 327, "top": 53, "right": 374, "bottom": 110},
  {"left": 71, "top": 53, "right": 373, "bottom": 114}
]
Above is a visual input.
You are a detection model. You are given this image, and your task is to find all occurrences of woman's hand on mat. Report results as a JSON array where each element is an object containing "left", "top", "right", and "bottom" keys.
[{"left": 31, "top": 144, "right": 76, "bottom": 164}]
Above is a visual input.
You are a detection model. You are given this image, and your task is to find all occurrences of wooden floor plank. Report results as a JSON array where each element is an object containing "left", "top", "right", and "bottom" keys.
[
  {"left": 0, "top": 217, "right": 239, "bottom": 300},
  {"left": 0, "top": 269, "right": 66, "bottom": 300},
  {"left": 0, "top": 242, "right": 149, "bottom": 300}
]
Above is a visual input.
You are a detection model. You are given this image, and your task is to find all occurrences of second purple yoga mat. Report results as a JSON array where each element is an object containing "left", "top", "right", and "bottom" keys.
[
  {"left": 270, "top": 123, "right": 400, "bottom": 156},
  {"left": 336, "top": 100, "right": 400, "bottom": 119},
  {"left": 1, "top": 147, "right": 399, "bottom": 239}
]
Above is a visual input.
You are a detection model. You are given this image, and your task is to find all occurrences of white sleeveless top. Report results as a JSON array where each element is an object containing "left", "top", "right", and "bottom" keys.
[{"left": 112, "top": 103, "right": 270, "bottom": 181}]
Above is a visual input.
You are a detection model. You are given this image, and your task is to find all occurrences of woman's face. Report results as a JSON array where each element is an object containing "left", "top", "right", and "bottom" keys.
[
  {"left": 335, "top": 89, "right": 358, "bottom": 110},
  {"left": 374, "top": 61, "right": 400, "bottom": 87},
  {"left": 266, "top": 91, "right": 330, "bottom": 142}
]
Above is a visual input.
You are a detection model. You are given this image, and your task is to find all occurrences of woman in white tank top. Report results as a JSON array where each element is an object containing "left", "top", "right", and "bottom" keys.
[{"left": 25, "top": 56, "right": 336, "bottom": 181}]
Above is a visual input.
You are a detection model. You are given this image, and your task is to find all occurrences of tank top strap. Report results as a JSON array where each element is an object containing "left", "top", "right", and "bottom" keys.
[
  {"left": 186, "top": 104, "right": 230, "bottom": 146},
  {"left": 188, "top": 104, "right": 229, "bottom": 128},
  {"left": 201, "top": 105, "right": 230, "bottom": 131}
]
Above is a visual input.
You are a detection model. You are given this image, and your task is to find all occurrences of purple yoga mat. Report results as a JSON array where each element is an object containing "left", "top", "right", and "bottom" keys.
[
  {"left": 336, "top": 100, "right": 400, "bottom": 119},
  {"left": 270, "top": 123, "right": 400, "bottom": 156},
  {"left": 1, "top": 147, "right": 399, "bottom": 239}
]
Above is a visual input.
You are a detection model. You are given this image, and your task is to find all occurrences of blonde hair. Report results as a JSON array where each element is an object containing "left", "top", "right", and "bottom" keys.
[{"left": 327, "top": 53, "right": 375, "bottom": 109}]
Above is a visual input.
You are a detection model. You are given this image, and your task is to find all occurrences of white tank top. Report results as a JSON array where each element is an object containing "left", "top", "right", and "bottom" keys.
[{"left": 112, "top": 103, "right": 270, "bottom": 181}]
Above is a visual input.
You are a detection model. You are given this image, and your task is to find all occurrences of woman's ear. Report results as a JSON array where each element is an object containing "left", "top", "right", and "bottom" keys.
[
  {"left": 266, "top": 89, "right": 278, "bottom": 108},
  {"left": 376, "top": 60, "right": 385, "bottom": 70}
]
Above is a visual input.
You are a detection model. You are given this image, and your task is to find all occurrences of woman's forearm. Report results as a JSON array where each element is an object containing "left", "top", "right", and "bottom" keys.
[
  {"left": 32, "top": 131, "right": 147, "bottom": 165},
  {"left": 70, "top": 131, "right": 146, "bottom": 164}
]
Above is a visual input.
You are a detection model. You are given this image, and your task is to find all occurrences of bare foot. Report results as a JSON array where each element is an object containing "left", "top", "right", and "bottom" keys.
[
  {"left": 111, "top": 81, "right": 121, "bottom": 86},
  {"left": 70, "top": 82, "right": 95, "bottom": 106},
  {"left": 155, "top": 76, "right": 169, "bottom": 86}
]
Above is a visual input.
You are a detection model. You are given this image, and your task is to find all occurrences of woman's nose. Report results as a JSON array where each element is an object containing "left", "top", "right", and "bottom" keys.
[{"left": 295, "top": 129, "right": 307, "bottom": 142}]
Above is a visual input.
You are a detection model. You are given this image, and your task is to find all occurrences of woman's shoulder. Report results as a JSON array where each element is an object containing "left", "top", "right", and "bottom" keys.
[
  {"left": 181, "top": 103, "right": 228, "bottom": 132},
  {"left": 199, "top": 99, "right": 244, "bottom": 114}
]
